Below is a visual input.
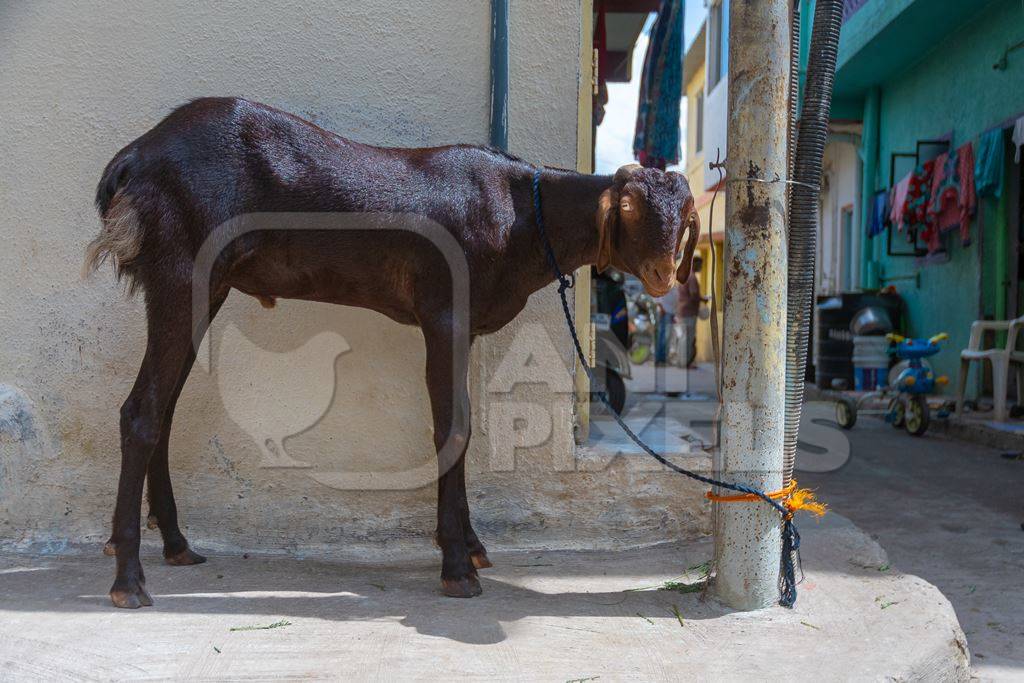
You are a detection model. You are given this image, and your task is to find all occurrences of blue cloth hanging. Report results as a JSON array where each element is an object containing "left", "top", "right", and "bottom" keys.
[
  {"left": 975, "top": 127, "right": 1005, "bottom": 199},
  {"left": 633, "top": 0, "right": 684, "bottom": 167},
  {"left": 869, "top": 190, "right": 889, "bottom": 238}
]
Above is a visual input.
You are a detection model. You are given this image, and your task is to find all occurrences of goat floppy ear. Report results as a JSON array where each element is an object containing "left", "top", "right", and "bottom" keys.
[
  {"left": 595, "top": 163, "right": 641, "bottom": 272},
  {"left": 596, "top": 188, "right": 617, "bottom": 272},
  {"left": 675, "top": 204, "right": 701, "bottom": 284}
]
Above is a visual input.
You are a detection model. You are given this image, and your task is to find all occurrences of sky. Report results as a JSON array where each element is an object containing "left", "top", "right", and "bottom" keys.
[{"left": 594, "top": 2, "right": 707, "bottom": 174}]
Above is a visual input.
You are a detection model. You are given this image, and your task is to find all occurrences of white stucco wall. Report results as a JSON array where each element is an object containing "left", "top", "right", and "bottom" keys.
[
  {"left": 819, "top": 139, "right": 861, "bottom": 295},
  {"left": 702, "top": 76, "right": 729, "bottom": 193},
  {"left": 0, "top": 1, "right": 708, "bottom": 560}
]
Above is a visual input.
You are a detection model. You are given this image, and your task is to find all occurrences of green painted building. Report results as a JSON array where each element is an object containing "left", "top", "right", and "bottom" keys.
[{"left": 804, "top": 0, "right": 1024, "bottom": 393}]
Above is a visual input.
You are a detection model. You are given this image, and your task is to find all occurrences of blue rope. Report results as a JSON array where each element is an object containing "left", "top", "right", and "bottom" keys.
[{"left": 532, "top": 169, "right": 801, "bottom": 608}]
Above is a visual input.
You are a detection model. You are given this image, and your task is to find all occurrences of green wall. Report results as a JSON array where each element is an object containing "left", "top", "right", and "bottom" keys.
[{"left": 864, "top": 0, "right": 1024, "bottom": 388}]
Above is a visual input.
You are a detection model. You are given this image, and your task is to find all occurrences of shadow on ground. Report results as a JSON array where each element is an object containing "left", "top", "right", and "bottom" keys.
[
  {"left": 1, "top": 542, "right": 729, "bottom": 645},
  {"left": 0, "top": 515, "right": 968, "bottom": 680}
]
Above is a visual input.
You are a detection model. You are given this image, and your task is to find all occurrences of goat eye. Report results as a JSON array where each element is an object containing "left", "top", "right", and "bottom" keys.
[{"left": 620, "top": 198, "right": 634, "bottom": 212}]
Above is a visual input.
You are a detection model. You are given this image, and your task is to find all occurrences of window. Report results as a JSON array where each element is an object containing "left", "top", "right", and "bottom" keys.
[
  {"left": 695, "top": 91, "right": 704, "bottom": 154},
  {"left": 707, "top": 0, "right": 729, "bottom": 90}
]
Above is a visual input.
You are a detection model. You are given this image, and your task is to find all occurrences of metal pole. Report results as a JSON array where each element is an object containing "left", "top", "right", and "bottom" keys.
[
  {"left": 859, "top": 86, "right": 880, "bottom": 288},
  {"left": 713, "top": 0, "right": 790, "bottom": 611},
  {"left": 489, "top": 0, "right": 510, "bottom": 150}
]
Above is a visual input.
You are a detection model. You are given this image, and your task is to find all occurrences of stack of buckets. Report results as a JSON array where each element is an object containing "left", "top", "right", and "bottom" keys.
[{"left": 852, "top": 335, "right": 890, "bottom": 390}]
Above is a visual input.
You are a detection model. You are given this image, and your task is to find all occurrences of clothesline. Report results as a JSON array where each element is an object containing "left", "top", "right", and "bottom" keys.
[
  {"left": 981, "top": 107, "right": 1024, "bottom": 137},
  {"left": 871, "top": 114, "right": 1024, "bottom": 256}
]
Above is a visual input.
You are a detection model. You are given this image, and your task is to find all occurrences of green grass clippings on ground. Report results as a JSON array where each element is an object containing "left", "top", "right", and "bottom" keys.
[{"left": 229, "top": 619, "right": 292, "bottom": 632}]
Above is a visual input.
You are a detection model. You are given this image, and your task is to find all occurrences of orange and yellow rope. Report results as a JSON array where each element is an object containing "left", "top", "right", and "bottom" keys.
[{"left": 706, "top": 480, "right": 827, "bottom": 520}]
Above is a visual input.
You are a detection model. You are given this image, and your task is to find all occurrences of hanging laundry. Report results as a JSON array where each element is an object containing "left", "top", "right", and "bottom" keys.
[
  {"left": 925, "top": 142, "right": 976, "bottom": 251},
  {"left": 975, "top": 127, "right": 1005, "bottom": 198},
  {"left": 957, "top": 142, "right": 977, "bottom": 243},
  {"left": 889, "top": 171, "right": 913, "bottom": 232},
  {"left": 903, "top": 159, "right": 935, "bottom": 229},
  {"left": 920, "top": 152, "right": 947, "bottom": 253},
  {"left": 633, "top": 0, "right": 684, "bottom": 168},
  {"left": 869, "top": 190, "right": 888, "bottom": 238},
  {"left": 1013, "top": 115, "right": 1024, "bottom": 164}
]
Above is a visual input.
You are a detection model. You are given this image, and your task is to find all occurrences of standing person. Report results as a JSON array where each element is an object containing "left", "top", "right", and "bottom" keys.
[
  {"left": 654, "top": 279, "right": 679, "bottom": 366},
  {"left": 675, "top": 255, "right": 707, "bottom": 368}
]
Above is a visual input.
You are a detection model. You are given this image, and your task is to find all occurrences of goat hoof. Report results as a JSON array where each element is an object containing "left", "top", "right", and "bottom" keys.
[
  {"left": 441, "top": 574, "right": 482, "bottom": 598},
  {"left": 110, "top": 578, "right": 153, "bottom": 609},
  {"left": 165, "top": 547, "right": 206, "bottom": 566},
  {"left": 146, "top": 514, "right": 160, "bottom": 530},
  {"left": 470, "top": 551, "right": 493, "bottom": 570},
  {"left": 103, "top": 541, "right": 117, "bottom": 557}
]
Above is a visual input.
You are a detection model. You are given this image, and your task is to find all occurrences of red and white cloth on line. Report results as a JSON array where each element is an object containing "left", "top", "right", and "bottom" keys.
[
  {"left": 922, "top": 142, "right": 976, "bottom": 253},
  {"left": 889, "top": 172, "right": 912, "bottom": 232}
]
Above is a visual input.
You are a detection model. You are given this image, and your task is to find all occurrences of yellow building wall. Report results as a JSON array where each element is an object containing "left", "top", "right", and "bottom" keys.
[
  {"left": 684, "top": 63, "right": 706, "bottom": 201},
  {"left": 683, "top": 63, "right": 724, "bottom": 364}
]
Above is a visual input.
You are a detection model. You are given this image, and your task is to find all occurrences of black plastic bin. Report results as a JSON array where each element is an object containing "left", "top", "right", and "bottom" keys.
[{"left": 815, "top": 291, "right": 903, "bottom": 390}]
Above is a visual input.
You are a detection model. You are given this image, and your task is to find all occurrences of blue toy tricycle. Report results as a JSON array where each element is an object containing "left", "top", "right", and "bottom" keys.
[{"left": 835, "top": 332, "right": 949, "bottom": 436}]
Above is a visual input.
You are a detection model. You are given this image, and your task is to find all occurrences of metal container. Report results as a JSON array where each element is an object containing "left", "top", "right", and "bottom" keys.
[{"left": 850, "top": 306, "right": 893, "bottom": 336}]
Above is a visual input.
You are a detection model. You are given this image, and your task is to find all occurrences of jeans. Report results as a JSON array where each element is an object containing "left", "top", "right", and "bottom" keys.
[
  {"left": 679, "top": 316, "right": 697, "bottom": 367},
  {"left": 655, "top": 311, "right": 674, "bottom": 364}
]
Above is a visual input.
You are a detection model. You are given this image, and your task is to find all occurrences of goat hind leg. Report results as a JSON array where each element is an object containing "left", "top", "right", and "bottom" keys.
[
  {"left": 147, "top": 431, "right": 206, "bottom": 566},
  {"left": 145, "top": 295, "right": 225, "bottom": 566},
  {"left": 109, "top": 287, "right": 211, "bottom": 608}
]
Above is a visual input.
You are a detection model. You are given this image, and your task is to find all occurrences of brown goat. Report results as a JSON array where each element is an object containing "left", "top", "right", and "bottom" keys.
[{"left": 84, "top": 97, "right": 699, "bottom": 608}]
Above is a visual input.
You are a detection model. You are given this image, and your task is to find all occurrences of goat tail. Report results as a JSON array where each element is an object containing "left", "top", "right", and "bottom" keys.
[{"left": 83, "top": 148, "right": 144, "bottom": 292}]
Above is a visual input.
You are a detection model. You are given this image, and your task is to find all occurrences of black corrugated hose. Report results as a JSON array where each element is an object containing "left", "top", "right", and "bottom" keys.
[{"left": 784, "top": 0, "right": 844, "bottom": 484}]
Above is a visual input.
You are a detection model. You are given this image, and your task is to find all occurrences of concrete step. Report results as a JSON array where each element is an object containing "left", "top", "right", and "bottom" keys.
[{"left": 0, "top": 512, "right": 969, "bottom": 680}]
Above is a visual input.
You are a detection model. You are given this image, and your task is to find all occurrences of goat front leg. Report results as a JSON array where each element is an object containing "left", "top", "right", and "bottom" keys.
[
  {"left": 422, "top": 317, "right": 479, "bottom": 597},
  {"left": 456, "top": 460, "right": 491, "bottom": 570}
]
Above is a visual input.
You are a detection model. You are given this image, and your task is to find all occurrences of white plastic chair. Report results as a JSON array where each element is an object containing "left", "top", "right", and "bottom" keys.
[{"left": 955, "top": 316, "right": 1024, "bottom": 422}]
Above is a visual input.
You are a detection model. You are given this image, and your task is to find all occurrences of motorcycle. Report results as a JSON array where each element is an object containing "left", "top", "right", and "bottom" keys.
[
  {"left": 590, "top": 269, "right": 632, "bottom": 415},
  {"left": 591, "top": 312, "right": 631, "bottom": 414},
  {"left": 628, "top": 291, "right": 658, "bottom": 366}
]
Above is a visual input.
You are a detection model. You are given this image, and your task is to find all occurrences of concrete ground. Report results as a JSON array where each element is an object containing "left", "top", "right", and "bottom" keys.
[
  {"left": 623, "top": 360, "right": 717, "bottom": 400},
  {"left": 0, "top": 512, "right": 966, "bottom": 681},
  {"left": 0, "top": 365, "right": 982, "bottom": 680},
  {"left": 611, "top": 361, "right": 1024, "bottom": 680},
  {"left": 800, "top": 414, "right": 1024, "bottom": 681}
]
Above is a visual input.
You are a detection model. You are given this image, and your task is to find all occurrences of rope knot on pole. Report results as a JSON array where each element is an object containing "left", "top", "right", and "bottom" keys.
[
  {"left": 705, "top": 480, "right": 828, "bottom": 519},
  {"left": 706, "top": 479, "right": 827, "bottom": 608}
]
